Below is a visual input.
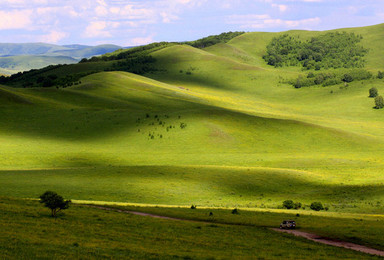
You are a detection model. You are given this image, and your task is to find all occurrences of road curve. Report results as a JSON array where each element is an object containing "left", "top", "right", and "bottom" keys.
[{"left": 272, "top": 228, "right": 384, "bottom": 257}]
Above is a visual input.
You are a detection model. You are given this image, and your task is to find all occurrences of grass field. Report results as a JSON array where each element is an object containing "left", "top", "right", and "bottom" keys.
[
  {"left": 1, "top": 197, "right": 382, "bottom": 259},
  {"left": 1, "top": 23, "right": 384, "bottom": 257}
]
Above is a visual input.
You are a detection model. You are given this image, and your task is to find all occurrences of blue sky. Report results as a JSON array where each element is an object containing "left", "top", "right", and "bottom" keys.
[{"left": 0, "top": 0, "right": 383, "bottom": 46}]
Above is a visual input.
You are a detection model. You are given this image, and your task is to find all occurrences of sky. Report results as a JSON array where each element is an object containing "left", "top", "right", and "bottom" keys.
[{"left": 0, "top": 0, "right": 383, "bottom": 46}]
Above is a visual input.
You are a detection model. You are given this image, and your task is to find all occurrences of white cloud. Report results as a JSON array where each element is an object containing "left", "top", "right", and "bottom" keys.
[
  {"left": 85, "top": 21, "right": 111, "bottom": 38},
  {"left": 160, "top": 12, "right": 179, "bottom": 23},
  {"left": 97, "top": 0, "right": 107, "bottom": 7},
  {"left": 39, "top": 30, "right": 68, "bottom": 43},
  {"left": 227, "top": 14, "right": 321, "bottom": 29},
  {"left": 95, "top": 5, "right": 109, "bottom": 16},
  {"left": 127, "top": 35, "right": 154, "bottom": 46},
  {"left": 272, "top": 4, "right": 288, "bottom": 12},
  {"left": 0, "top": 10, "right": 32, "bottom": 30}
]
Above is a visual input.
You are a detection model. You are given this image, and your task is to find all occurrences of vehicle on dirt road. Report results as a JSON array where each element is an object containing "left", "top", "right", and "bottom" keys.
[{"left": 280, "top": 220, "right": 296, "bottom": 229}]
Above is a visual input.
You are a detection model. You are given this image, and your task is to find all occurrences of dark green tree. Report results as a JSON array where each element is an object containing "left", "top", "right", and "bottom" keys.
[
  {"left": 39, "top": 191, "right": 71, "bottom": 217},
  {"left": 342, "top": 73, "right": 353, "bottom": 83},
  {"left": 378, "top": 71, "right": 384, "bottom": 79},
  {"left": 310, "top": 202, "right": 324, "bottom": 211},
  {"left": 375, "top": 96, "right": 384, "bottom": 109},
  {"left": 283, "top": 200, "right": 294, "bottom": 209},
  {"left": 369, "top": 87, "right": 378, "bottom": 98}
]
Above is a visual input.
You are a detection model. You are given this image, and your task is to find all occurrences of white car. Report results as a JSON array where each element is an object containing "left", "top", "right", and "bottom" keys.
[{"left": 280, "top": 220, "right": 296, "bottom": 229}]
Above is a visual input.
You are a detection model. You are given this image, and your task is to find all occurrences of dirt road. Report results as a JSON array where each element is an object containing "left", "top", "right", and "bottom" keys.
[
  {"left": 273, "top": 228, "right": 384, "bottom": 257},
  {"left": 81, "top": 204, "right": 384, "bottom": 257}
]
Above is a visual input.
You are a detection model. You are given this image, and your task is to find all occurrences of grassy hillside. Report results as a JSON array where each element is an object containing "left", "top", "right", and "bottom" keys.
[{"left": 1, "top": 24, "right": 384, "bottom": 214}]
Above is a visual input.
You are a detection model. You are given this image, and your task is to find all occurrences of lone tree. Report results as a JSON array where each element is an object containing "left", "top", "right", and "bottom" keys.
[
  {"left": 375, "top": 96, "right": 384, "bottom": 109},
  {"left": 39, "top": 191, "right": 71, "bottom": 217},
  {"left": 369, "top": 87, "right": 378, "bottom": 98}
]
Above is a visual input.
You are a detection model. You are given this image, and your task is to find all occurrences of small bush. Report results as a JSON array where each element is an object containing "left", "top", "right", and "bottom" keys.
[
  {"left": 283, "top": 200, "right": 294, "bottom": 209},
  {"left": 375, "top": 96, "right": 384, "bottom": 109},
  {"left": 231, "top": 208, "right": 239, "bottom": 214},
  {"left": 294, "top": 202, "right": 302, "bottom": 209},
  {"left": 369, "top": 87, "right": 378, "bottom": 98},
  {"left": 310, "top": 202, "right": 324, "bottom": 211},
  {"left": 342, "top": 73, "right": 353, "bottom": 83},
  {"left": 190, "top": 204, "right": 196, "bottom": 209},
  {"left": 378, "top": 71, "right": 384, "bottom": 79}
]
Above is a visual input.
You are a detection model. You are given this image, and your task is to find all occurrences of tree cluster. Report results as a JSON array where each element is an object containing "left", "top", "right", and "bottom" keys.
[
  {"left": 263, "top": 32, "right": 368, "bottom": 70},
  {"left": 292, "top": 69, "right": 372, "bottom": 88},
  {"left": 282, "top": 200, "right": 302, "bottom": 209}
]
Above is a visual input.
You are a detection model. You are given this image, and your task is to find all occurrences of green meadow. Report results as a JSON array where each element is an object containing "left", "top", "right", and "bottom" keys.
[
  {"left": 0, "top": 197, "right": 382, "bottom": 259},
  {"left": 1, "top": 23, "right": 384, "bottom": 257}
]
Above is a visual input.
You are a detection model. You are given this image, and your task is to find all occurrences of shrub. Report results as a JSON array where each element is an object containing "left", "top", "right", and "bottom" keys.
[
  {"left": 310, "top": 202, "right": 324, "bottom": 211},
  {"left": 307, "top": 72, "right": 315, "bottom": 78},
  {"left": 231, "top": 208, "right": 239, "bottom": 214},
  {"left": 283, "top": 200, "right": 294, "bottom": 209},
  {"left": 190, "top": 204, "right": 196, "bottom": 209},
  {"left": 375, "top": 96, "right": 384, "bottom": 109},
  {"left": 378, "top": 71, "right": 384, "bottom": 79},
  {"left": 294, "top": 202, "right": 302, "bottom": 209},
  {"left": 369, "top": 87, "right": 378, "bottom": 98},
  {"left": 342, "top": 73, "right": 354, "bottom": 83}
]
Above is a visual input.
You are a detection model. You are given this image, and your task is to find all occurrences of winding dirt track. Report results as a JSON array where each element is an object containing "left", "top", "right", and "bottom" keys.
[
  {"left": 272, "top": 228, "right": 384, "bottom": 257},
  {"left": 82, "top": 204, "right": 384, "bottom": 257}
]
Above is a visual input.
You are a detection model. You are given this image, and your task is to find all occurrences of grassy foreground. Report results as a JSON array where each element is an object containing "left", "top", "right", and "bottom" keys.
[{"left": 0, "top": 197, "right": 381, "bottom": 259}]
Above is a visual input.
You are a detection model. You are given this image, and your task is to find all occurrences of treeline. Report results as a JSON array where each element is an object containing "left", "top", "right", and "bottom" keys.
[
  {"left": 184, "top": 31, "right": 245, "bottom": 48},
  {"left": 80, "top": 42, "right": 173, "bottom": 63},
  {"left": 264, "top": 32, "right": 368, "bottom": 70},
  {"left": 291, "top": 69, "right": 373, "bottom": 88},
  {"left": 0, "top": 66, "right": 93, "bottom": 88},
  {"left": 110, "top": 55, "right": 157, "bottom": 75}
]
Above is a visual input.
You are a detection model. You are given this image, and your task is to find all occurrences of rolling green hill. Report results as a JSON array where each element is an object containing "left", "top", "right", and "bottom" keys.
[
  {"left": 0, "top": 43, "right": 122, "bottom": 74},
  {"left": 1, "top": 24, "right": 384, "bottom": 214},
  {"left": 0, "top": 55, "right": 78, "bottom": 75}
]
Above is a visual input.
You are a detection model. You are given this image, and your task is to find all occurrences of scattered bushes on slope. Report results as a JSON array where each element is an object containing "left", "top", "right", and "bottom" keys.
[{"left": 291, "top": 69, "right": 372, "bottom": 88}]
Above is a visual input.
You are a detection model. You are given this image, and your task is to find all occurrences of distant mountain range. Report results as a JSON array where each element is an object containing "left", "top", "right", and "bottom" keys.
[{"left": 0, "top": 43, "right": 123, "bottom": 75}]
